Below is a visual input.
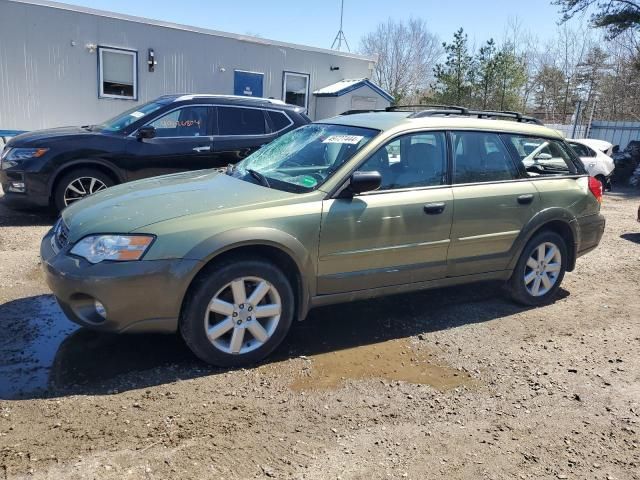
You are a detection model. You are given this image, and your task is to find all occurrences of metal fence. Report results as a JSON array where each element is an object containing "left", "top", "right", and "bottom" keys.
[
  {"left": 544, "top": 123, "right": 588, "bottom": 139},
  {"left": 588, "top": 121, "right": 640, "bottom": 150},
  {"left": 543, "top": 121, "right": 640, "bottom": 150}
]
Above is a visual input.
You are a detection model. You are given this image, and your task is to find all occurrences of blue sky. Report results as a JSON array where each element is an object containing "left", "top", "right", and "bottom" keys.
[{"left": 61, "top": 0, "right": 587, "bottom": 50}]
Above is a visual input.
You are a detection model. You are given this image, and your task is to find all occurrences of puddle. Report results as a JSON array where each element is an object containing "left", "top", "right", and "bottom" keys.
[
  {"left": 0, "top": 295, "right": 78, "bottom": 399},
  {"left": 290, "top": 338, "right": 473, "bottom": 391},
  {"left": 0, "top": 294, "right": 196, "bottom": 399}
]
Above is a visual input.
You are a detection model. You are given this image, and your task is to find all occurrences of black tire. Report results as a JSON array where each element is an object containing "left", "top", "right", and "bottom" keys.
[
  {"left": 180, "top": 258, "right": 294, "bottom": 367},
  {"left": 507, "top": 231, "right": 568, "bottom": 306},
  {"left": 53, "top": 168, "right": 115, "bottom": 212},
  {"left": 596, "top": 175, "right": 609, "bottom": 193}
]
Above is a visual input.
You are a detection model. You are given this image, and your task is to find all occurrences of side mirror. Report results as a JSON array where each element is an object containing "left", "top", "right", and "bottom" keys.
[
  {"left": 346, "top": 171, "right": 382, "bottom": 196},
  {"left": 136, "top": 125, "right": 156, "bottom": 140}
]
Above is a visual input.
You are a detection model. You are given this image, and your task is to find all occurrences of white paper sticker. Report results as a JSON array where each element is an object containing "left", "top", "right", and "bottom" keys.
[
  {"left": 129, "top": 111, "right": 145, "bottom": 118},
  {"left": 322, "top": 135, "right": 364, "bottom": 145}
]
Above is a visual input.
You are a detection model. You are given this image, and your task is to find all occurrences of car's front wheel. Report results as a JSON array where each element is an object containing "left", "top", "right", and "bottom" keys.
[
  {"left": 180, "top": 258, "right": 294, "bottom": 367},
  {"left": 507, "top": 231, "right": 567, "bottom": 306},
  {"left": 53, "top": 168, "right": 114, "bottom": 211}
]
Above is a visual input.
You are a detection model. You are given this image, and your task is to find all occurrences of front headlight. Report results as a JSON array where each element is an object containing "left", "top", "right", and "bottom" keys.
[
  {"left": 5, "top": 147, "right": 49, "bottom": 161},
  {"left": 70, "top": 235, "right": 155, "bottom": 264}
]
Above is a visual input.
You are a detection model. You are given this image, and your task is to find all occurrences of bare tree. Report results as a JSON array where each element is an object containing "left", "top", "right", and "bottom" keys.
[{"left": 360, "top": 18, "right": 442, "bottom": 103}]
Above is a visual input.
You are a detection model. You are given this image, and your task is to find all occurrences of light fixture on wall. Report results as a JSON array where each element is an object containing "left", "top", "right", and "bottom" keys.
[
  {"left": 219, "top": 66, "right": 226, "bottom": 72},
  {"left": 85, "top": 43, "right": 97, "bottom": 53},
  {"left": 148, "top": 48, "right": 157, "bottom": 72}
]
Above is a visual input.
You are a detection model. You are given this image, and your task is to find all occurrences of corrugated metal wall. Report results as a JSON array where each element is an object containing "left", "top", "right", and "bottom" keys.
[
  {"left": 588, "top": 121, "right": 640, "bottom": 150},
  {"left": 0, "top": 0, "right": 374, "bottom": 130}
]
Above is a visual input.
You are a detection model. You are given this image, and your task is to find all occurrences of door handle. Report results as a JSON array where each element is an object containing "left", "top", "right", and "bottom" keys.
[
  {"left": 193, "top": 145, "right": 211, "bottom": 152},
  {"left": 424, "top": 202, "right": 446, "bottom": 215},
  {"left": 517, "top": 194, "right": 534, "bottom": 205}
]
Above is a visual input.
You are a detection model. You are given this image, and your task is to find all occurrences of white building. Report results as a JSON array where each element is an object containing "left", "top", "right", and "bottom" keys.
[{"left": 0, "top": 0, "right": 392, "bottom": 133}]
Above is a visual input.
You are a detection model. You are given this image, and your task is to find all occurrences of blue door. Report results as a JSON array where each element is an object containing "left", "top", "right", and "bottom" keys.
[{"left": 234, "top": 70, "right": 264, "bottom": 97}]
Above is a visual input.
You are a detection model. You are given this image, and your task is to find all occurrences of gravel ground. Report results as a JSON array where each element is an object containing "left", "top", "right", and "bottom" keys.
[{"left": 0, "top": 188, "right": 639, "bottom": 480}]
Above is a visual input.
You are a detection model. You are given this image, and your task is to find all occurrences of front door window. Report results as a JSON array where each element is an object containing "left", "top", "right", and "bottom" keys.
[
  {"left": 148, "top": 106, "right": 210, "bottom": 137},
  {"left": 356, "top": 132, "right": 447, "bottom": 190}
]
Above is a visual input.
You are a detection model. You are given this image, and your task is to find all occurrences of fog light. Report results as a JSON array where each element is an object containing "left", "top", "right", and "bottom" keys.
[
  {"left": 94, "top": 300, "right": 107, "bottom": 319},
  {"left": 8, "top": 181, "right": 25, "bottom": 193}
]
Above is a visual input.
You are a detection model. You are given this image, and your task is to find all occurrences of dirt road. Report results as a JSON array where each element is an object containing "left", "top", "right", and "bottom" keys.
[{"left": 0, "top": 189, "right": 639, "bottom": 479}]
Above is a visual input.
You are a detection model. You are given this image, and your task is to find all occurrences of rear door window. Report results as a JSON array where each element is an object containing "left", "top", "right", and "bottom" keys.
[
  {"left": 451, "top": 131, "right": 518, "bottom": 183},
  {"left": 505, "top": 135, "right": 578, "bottom": 176},
  {"left": 218, "top": 107, "right": 267, "bottom": 135}
]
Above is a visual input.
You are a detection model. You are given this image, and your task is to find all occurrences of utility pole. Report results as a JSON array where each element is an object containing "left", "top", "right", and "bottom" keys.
[{"left": 331, "top": 0, "right": 350, "bottom": 52}]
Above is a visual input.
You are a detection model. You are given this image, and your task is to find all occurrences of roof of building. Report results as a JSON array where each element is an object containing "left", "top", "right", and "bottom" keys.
[
  {"left": 10, "top": 0, "right": 376, "bottom": 62},
  {"left": 313, "top": 79, "right": 394, "bottom": 103},
  {"left": 318, "top": 112, "right": 564, "bottom": 138}
]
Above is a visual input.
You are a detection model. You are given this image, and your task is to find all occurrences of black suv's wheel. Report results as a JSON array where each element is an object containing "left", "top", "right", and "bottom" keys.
[
  {"left": 180, "top": 258, "right": 294, "bottom": 367},
  {"left": 507, "top": 231, "right": 567, "bottom": 306},
  {"left": 53, "top": 168, "right": 114, "bottom": 212}
]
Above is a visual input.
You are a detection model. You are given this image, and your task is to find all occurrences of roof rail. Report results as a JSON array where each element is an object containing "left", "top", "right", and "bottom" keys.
[
  {"left": 340, "top": 109, "right": 387, "bottom": 115},
  {"left": 341, "top": 105, "right": 543, "bottom": 125},
  {"left": 387, "top": 104, "right": 469, "bottom": 114},
  {"left": 396, "top": 105, "right": 542, "bottom": 125},
  {"left": 471, "top": 110, "right": 542, "bottom": 125}
]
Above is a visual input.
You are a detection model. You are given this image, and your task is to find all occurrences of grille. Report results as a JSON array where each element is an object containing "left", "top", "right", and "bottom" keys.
[{"left": 54, "top": 219, "right": 70, "bottom": 249}]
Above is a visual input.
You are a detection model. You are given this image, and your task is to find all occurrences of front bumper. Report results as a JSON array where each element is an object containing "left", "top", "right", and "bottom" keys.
[
  {"left": 40, "top": 229, "right": 202, "bottom": 333},
  {"left": 0, "top": 169, "right": 50, "bottom": 207},
  {"left": 576, "top": 213, "right": 606, "bottom": 257}
]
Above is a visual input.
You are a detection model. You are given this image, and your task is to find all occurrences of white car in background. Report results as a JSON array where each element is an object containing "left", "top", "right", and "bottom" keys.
[{"left": 568, "top": 139, "right": 615, "bottom": 191}]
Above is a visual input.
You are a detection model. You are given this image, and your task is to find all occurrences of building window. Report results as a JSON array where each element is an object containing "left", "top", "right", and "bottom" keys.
[
  {"left": 283, "top": 72, "right": 310, "bottom": 112},
  {"left": 98, "top": 47, "right": 137, "bottom": 100}
]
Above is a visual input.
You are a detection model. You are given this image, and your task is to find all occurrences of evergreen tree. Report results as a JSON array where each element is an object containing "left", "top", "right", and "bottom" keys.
[{"left": 431, "top": 28, "right": 474, "bottom": 105}]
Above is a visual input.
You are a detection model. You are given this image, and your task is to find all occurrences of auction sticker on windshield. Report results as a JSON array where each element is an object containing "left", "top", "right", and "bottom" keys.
[
  {"left": 129, "top": 111, "right": 145, "bottom": 119},
  {"left": 322, "top": 135, "right": 364, "bottom": 144}
]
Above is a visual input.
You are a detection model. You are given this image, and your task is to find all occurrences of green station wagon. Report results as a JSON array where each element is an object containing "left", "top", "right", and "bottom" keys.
[{"left": 41, "top": 107, "right": 606, "bottom": 366}]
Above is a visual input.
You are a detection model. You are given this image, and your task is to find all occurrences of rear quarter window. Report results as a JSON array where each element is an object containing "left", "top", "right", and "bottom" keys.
[
  {"left": 267, "top": 111, "right": 293, "bottom": 132},
  {"left": 505, "top": 135, "right": 579, "bottom": 177}
]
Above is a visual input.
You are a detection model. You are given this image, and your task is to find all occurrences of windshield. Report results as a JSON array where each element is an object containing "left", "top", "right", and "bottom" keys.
[
  {"left": 230, "top": 123, "right": 379, "bottom": 193},
  {"left": 95, "top": 100, "right": 171, "bottom": 132}
]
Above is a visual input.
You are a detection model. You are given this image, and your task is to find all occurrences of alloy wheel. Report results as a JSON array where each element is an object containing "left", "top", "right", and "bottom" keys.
[
  {"left": 204, "top": 276, "right": 282, "bottom": 355},
  {"left": 524, "top": 242, "right": 562, "bottom": 297},
  {"left": 63, "top": 176, "right": 108, "bottom": 206}
]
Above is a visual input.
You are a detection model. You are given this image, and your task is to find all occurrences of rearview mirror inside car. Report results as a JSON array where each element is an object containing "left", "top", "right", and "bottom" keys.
[{"left": 136, "top": 126, "right": 156, "bottom": 140}]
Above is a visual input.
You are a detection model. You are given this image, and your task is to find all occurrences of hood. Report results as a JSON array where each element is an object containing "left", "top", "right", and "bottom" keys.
[
  {"left": 8, "top": 126, "right": 107, "bottom": 147},
  {"left": 62, "top": 170, "right": 294, "bottom": 242}
]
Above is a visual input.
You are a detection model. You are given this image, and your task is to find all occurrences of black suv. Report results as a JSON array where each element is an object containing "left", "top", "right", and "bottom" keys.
[{"left": 0, "top": 95, "right": 309, "bottom": 211}]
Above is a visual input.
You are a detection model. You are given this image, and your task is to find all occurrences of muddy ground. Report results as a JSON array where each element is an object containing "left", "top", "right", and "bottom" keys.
[{"left": 0, "top": 188, "right": 639, "bottom": 480}]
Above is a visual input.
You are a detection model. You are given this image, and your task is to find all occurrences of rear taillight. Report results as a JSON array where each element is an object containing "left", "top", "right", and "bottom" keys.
[{"left": 588, "top": 176, "right": 603, "bottom": 203}]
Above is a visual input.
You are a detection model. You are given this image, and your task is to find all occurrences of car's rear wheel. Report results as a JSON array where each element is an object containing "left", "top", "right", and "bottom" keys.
[
  {"left": 507, "top": 231, "right": 567, "bottom": 306},
  {"left": 53, "top": 168, "right": 114, "bottom": 211},
  {"left": 596, "top": 174, "right": 609, "bottom": 192},
  {"left": 180, "top": 258, "right": 294, "bottom": 367}
]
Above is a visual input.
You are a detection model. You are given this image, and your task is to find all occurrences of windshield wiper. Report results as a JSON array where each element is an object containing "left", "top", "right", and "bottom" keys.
[{"left": 247, "top": 168, "right": 271, "bottom": 188}]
